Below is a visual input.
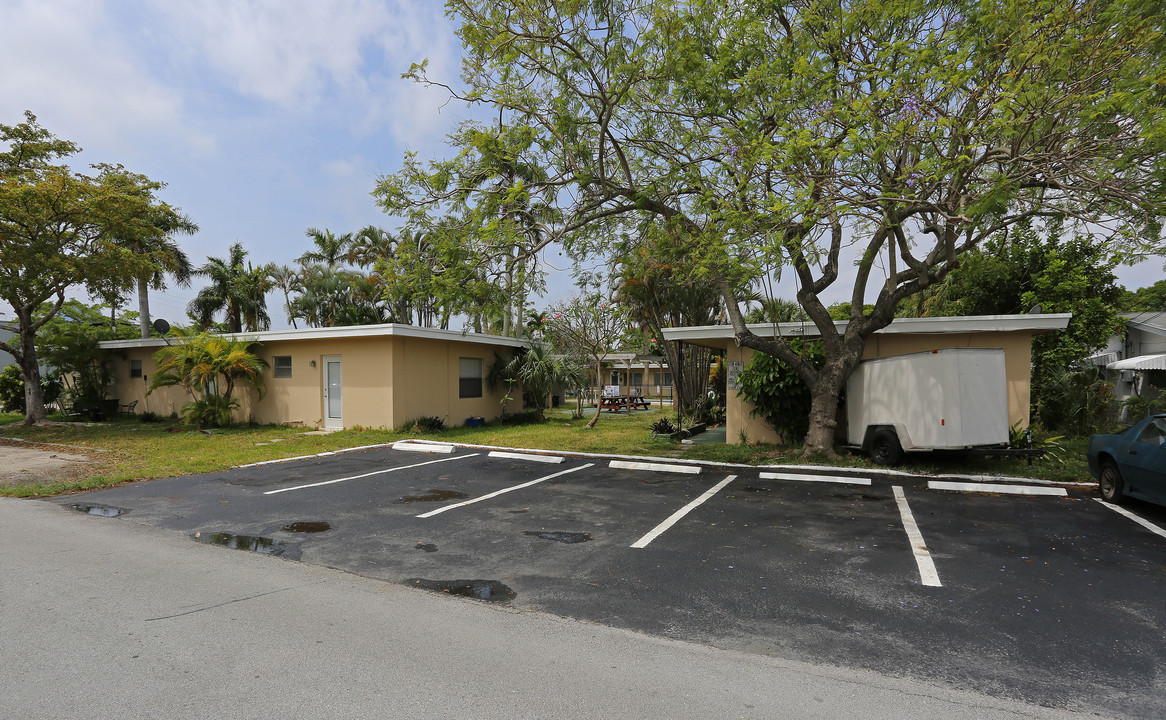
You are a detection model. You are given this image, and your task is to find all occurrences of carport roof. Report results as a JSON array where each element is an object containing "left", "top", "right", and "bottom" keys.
[
  {"left": 661, "top": 313, "right": 1072, "bottom": 350},
  {"left": 98, "top": 323, "right": 531, "bottom": 351}
]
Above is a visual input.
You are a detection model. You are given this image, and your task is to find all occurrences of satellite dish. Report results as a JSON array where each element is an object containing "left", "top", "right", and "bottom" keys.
[
  {"left": 152, "top": 318, "right": 171, "bottom": 335},
  {"left": 1027, "top": 304, "right": 1042, "bottom": 315}
]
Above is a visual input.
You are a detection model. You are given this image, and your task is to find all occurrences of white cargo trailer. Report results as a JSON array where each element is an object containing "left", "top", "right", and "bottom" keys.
[{"left": 844, "top": 348, "right": 1009, "bottom": 465}]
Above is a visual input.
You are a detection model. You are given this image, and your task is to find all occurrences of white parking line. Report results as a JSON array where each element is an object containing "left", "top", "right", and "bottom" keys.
[
  {"left": 631, "top": 475, "right": 737, "bottom": 549},
  {"left": 892, "top": 486, "right": 942, "bottom": 587},
  {"left": 1094, "top": 499, "right": 1166, "bottom": 539},
  {"left": 610, "top": 460, "right": 701, "bottom": 475},
  {"left": 416, "top": 463, "right": 594, "bottom": 518},
  {"left": 393, "top": 442, "right": 455, "bottom": 453},
  {"left": 759, "top": 472, "right": 871, "bottom": 486},
  {"left": 488, "top": 450, "right": 565, "bottom": 464},
  {"left": 929, "top": 481, "right": 1066, "bottom": 497},
  {"left": 263, "top": 453, "right": 479, "bottom": 495}
]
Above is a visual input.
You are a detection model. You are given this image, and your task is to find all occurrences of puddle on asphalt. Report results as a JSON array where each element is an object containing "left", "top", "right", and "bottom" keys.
[
  {"left": 396, "top": 489, "right": 468, "bottom": 503},
  {"left": 282, "top": 521, "right": 331, "bottom": 533},
  {"left": 194, "top": 532, "right": 301, "bottom": 559},
  {"left": 524, "top": 530, "right": 592, "bottom": 544},
  {"left": 407, "top": 578, "right": 516, "bottom": 601},
  {"left": 831, "top": 493, "right": 887, "bottom": 502},
  {"left": 69, "top": 503, "right": 125, "bottom": 517},
  {"left": 415, "top": 542, "right": 438, "bottom": 552}
]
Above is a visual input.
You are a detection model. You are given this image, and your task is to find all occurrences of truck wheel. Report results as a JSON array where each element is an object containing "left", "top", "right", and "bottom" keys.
[
  {"left": 1099, "top": 461, "right": 1125, "bottom": 503},
  {"left": 869, "top": 429, "right": 903, "bottom": 466}
]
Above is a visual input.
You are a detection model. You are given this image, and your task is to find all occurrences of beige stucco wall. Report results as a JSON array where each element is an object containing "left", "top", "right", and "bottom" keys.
[
  {"left": 391, "top": 336, "right": 519, "bottom": 428},
  {"left": 727, "top": 331, "right": 1036, "bottom": 446},
  {"left": 105, "top": 333, "right": 520, "bottom": 429}
]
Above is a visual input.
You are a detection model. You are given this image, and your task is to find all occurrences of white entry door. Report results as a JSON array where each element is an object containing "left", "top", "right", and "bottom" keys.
[{"left": 323, "top": 355, "right": 343, "bottom": 430}]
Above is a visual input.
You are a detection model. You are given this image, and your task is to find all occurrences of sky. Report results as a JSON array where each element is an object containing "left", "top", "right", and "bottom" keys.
[{"left": 2, "top": 0, "right": 1162, "bottom": 332}]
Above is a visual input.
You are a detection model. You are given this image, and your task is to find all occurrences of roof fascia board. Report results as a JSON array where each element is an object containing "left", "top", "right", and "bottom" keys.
[
  {"left": 661, "top": 314, "right": 1073, "bottom": 343},
  {"left": 98, "top": 324, "right": 530, "bottom": 351}
]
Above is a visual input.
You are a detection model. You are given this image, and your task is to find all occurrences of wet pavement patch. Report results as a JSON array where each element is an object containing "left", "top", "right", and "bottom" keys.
[
  {"left": 407, "top": 578, "right": 515, "bottom": 602},
  {"left": 69, "top": 503, "right": 126, "bottom": 517},
  {"left": 396, "top": 489, "right": 468, "bottom": 503},
  {"left": 832, "top": 493, "right": 887, "bottom": 502},
  {"left": 524, "top": 530, "right": 592, "bottom": 544},
  {"left": 415, "top": 542, "right": 438, "bottom": 552},
  {"left": 282, "top": 521, "right": 331, "bottom": 533},
  {"left": 194, "top": 532, "right": 301, "bottom": 559}
]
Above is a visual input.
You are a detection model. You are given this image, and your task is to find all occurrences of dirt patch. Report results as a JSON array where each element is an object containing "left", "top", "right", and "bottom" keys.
[{"left": 0, "top": 443, "right": 98, "bottom": 486}]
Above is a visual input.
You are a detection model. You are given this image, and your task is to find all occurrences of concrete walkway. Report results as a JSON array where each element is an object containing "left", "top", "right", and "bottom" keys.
[{"left": 0, "top": 497, "right": 1101, "bottom": 720}]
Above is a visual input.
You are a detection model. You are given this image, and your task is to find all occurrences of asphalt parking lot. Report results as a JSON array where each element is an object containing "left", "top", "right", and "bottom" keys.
[{"left": 59, "top": 441, "right": 1166, "bottom": 718}]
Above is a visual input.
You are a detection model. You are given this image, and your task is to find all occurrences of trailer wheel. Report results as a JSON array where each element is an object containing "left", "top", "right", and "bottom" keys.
[{"left": 869, "top": 428, "right": 903, "bottom": 466}]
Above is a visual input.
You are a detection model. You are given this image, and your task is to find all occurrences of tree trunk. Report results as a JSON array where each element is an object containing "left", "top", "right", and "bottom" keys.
[
  {"left": 18, "top": 309, "right": 47, "bottom": 425},
  {"left": 587, "top": 358, "right": 602, "bottom": 428},
  {"left": 800, "top": 348, "right": 865, "bottom": 456},
  {"left": 138, "top": 278, "right": 151, "bottom": 338}
]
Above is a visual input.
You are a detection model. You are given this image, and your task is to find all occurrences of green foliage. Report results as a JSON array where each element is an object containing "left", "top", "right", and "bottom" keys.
[
  {"left": 1123, "top": 394, "right": 1166, "bottom": 419},
  {"left": 744, "top": 298, "right": 809, "bottom": 323},
  {"left": 139, "top": 411, "right": 162, "bottom": 423},
  {"left": 651, "top": 417, "right": 676, "bottom": 435},
  {"left": 489, "top": 345, "right": 585, "bottom": 420},
  {"left": 1, "top": 112, "right": 192, "bottom": 422},
  {"left": 148, "top": 329, "right": 266, "bottom": 428},
  {"left": 1118, "top": 280, "right": 1166, "bottom": 313},
  {"left": 407, "top": 416, "right": 446, "bottom": 433},
  {"left": 36, "top": 300, "right": 139, "bottom": 410},
  {"left": 188, "top": 243, "right": 272, "bottom": 333},
  {"left": 180, "top": 396, "right": 240, "bottom": 429},
  {"left": 1037, "top": 367, "right": 1114, "bottom": 435},
  {"left": 496, "top": 410, "right": 542, "bottom": 426},
  {"left": 737, "top": 340, "right": 825, "bottom": 444},
  {"left": 0, "top": 365, "right": 24, "bottom": 412}
]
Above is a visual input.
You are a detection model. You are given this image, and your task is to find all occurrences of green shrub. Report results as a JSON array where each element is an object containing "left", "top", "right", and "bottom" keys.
[
  {"left": 1036, "top": 366, "right": 1112, "bottom": 434},
  {"left": 497, "top": 410, "right": 541, "bottom": 426},
  {"left": 651, "top": 417, "right": 676, "bottom": 435},
  {"left": 1123, "top": 394, "right": 1166, "bottom": 420},
  {"left": 181, "top": 396, "right": 239, "bottom": 429},
  {"left": 0, "top": 365, "right": 23, "bottom": 413},
  {"left": 736, "top": 340, "right": 824, "bottom": 444},
  {"left": 407, "top": 416, "right": 446, "bottom": 433}
]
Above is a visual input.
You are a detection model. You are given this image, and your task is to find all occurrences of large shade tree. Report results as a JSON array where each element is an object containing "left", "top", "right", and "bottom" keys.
[
  {"left": 0, "top": 112, "right": 193, "bottom": 425},
  {"left": 395, "top": 0, "right": 1166, "bottom": 454}
]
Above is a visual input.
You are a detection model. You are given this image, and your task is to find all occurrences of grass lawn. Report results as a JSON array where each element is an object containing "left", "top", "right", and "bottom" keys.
[{"left": 0, "top": 408, "right": 1098, "bottom": 498}]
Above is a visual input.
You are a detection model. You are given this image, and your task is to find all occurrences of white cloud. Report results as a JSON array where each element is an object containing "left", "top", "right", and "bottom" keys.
[{"left": 0, "top": 0, "right": 214, "bottom": 156}]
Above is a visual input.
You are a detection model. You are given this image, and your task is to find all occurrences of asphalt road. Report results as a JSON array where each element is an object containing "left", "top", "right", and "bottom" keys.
[{"left": 19, "top": 441, "right": 1166, "bottom": 718}]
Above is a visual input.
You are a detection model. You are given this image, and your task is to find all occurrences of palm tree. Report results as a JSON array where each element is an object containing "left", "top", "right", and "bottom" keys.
[
  {"left": 113, "top": 209, "right": 198, "bottom": 338},
  {"left": 267, "top": 263, "right": 303, "bottom": 329},
  {"left": 298, "top": 227, "right": 353, "bottom": 268},
  {"left": 148, "top": 328, "right": 266, "bottom": 427},
  {"left": 348, "top": 225, "right": 395, "bottom": 269},
  {"left": 490, "top": 344, "right": 585, "bottom": 420},
  {"left": 188, "top": 243, "right": 271, "bottom": 333}
]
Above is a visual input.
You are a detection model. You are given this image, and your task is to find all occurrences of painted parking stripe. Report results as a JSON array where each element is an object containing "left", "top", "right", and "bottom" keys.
[
  {"left": 631, "top": 475, "right": 737, "bottom": 549},
  {"left": 610, "top": 460, "right": 701, "bottom": 475},
  {"left": 416, "top": 463, "right": 594, "bottom": 518},
  {"left": 263, "top": 453, "right": 479, "bottom": 495},
  {"left": 759, "top": 471, "right": 871, "bottom": 486},
  {"left": 892, "top": 486, "right": 942, "bottom": 587},
  {"left": 393, "top": 442, "right": 455, "bottom": 454},
  {"left": 488, "top": 450, "right": 565, "bottom": 464},
  {"left": 1095, "top": 499, "right": 1166, "bottom": 540},
  {"left": 929, "top": 481, "right": 1066, "bottom": 497}
]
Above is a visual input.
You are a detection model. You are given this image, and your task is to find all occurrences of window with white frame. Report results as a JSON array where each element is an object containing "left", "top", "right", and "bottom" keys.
[{"left": 273, "top": 355, "right": 292, "bottom": 378}]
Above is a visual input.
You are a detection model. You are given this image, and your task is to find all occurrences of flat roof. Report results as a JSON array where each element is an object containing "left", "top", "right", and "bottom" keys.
[
  {"left": 661, "top": 313, "right": 1072, "bottom": 349},
  {"left": 98, "top": 323, "right": 531, "bottom": 351}
]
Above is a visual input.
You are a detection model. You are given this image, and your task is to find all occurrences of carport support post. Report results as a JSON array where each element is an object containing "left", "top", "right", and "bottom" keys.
[{"left": 676, "top": 341, "right": 683, "bottom": 432}]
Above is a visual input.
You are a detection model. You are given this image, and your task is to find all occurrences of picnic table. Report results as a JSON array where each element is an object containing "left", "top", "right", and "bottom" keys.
[{"left": 599, "top": 395, "right": 652, "bottom": 412}]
